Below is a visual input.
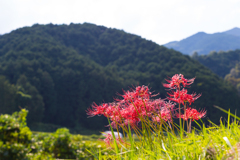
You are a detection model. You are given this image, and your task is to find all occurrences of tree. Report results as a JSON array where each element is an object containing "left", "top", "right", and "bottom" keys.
[
  {"left": 16, "top": 75, "right": 44, "bottom": 124},
  {"left": 0, "top": 76, "right": 18, "bottom": 114},
  {"left": 225, "top": 63, "right": 240, "bottom": 94}
]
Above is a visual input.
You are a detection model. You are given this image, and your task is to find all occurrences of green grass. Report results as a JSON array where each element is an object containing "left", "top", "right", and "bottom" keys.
[{"left": 93, "top": 107, "right": 240, "bottom": 160}]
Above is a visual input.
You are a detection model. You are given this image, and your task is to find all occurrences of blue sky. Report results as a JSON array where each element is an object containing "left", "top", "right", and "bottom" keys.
[{"left": 1, "top": 0, "right": 240, "bottom": 45}]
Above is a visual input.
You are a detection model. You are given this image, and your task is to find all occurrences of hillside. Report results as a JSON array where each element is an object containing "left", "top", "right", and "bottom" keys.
[
  {"left": 0, "top": 23, "right": 239, "bottom": 132},
  {"left": 192, "top": 49, "right": 240, "bottom": 95},
  {"left": 192, "top": 49, "right": 240, "bottom": 78},
  {"left": 164, "top": 27, "right": 240, "bottom": 55}
]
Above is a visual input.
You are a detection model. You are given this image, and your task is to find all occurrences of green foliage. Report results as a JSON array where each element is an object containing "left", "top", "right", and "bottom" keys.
[
  {"left": 90, "top": 134, "right": 100, "bottom": 139},
  {"left": 50, "top": 128, "right": 75, "bottom": 159},
  {"left": 225, "top": 63, "right": 240, "bottom": 94},
  {"left": 0, "top": 142, "right": 30, "bottom": 160},
  {"left": 0, "top": 76, "right": 18, "bottom": 114},
  {"left": 28, "top": 122, "right": 64, "bottom": 133},
  {"left": 16, "top": 75, "right": 44, "bottom": 124},
  {"left": 192, "top": 49, "right": 240, "bottom": 78},
  {"left": 31, "top": 130, "right": 106, "bottom": 159},
  {"left": 0, "top": 109, "right": 109, "bottom": 159},
  {"left": 31, "top": 128, "right": 105, "bottom": 159},
  {"left": 0, "top": 109, "right": 32, "bottom": 160}
]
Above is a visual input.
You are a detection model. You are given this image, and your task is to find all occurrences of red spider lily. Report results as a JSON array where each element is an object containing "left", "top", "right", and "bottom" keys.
[
  {"left": 119, "top": 85, "right": 153, "bottom": 103},
  {"left": 152, "top": 109, "right": 173, "bottom": 122},
  {"left": 177, "top": 107, "right": 206, "bottom": 121},
  {"left": 163, "top": 74, "right": 195, "bottom": 89},
  {"left": 167, "top": 89, "right": 201, "bottom": 105},
  {"left": 87, "top": 74, "right": 207, "bottom": 135},
  {"left": 163, "top": 74, "right": 206, "bottom": 134},
  {"left": 102, "top": 133, "right": 125, "bottom": 147},
  {"left": 135, "top": 85, "right": 152, "bottom": 99},
  {"left": 86, "top": 102, "right": 108, "bottom": 117},
  {"left": 103, "top": 133, "right": 113, "bottom": 146},
  {"left": 86, "top": 85, "right": 176, "bottom": 128}
]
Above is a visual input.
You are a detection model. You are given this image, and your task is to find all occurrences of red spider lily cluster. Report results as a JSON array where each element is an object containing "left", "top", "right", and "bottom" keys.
[
  {"left": 163, "top": 74, "right": 206, "bottom": 121},
  {"left": 163, "top": 74, "right": 195, "bottom": 89},
  {"left": 87, "top": 85, "right": 176, "bottom": 128},
  {"left": 103, "top": 133, "right": 113, "bottom": 146},
  {"left": 176, "top": 107, "right": 206, "bottom": 121},
  {"left": 167, "top": 89, "right": 201, "bottom": 105},
  {"left": 102, "top": 133, "right": 126, "bottom": 147},
  {"left": 86, "top": 74, "right": 206, "bottom": 144}
]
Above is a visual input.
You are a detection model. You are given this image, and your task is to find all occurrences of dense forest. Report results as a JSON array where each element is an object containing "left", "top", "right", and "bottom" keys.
[
  {"left": 192, "top": 49, "right": 240, "bottom": 95},
  {"left": 192, "top": 50, "right": 240, "bottom": 78},
  {"left": 0, "top": 23, "right": 239, "bottom": 133}
]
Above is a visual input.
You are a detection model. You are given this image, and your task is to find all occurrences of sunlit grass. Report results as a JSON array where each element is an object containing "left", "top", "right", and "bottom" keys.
[{"left": 91, "top": 107, "right": 240, "bottom": 160}]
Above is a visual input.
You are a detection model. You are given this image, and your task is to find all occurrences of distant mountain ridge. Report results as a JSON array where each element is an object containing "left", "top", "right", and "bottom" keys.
[
  {"left": 164, "top": 27, "right": 240, "bottom": 55},
  {"left": 223, "top": 27, "right": 240, "bottom": 37}
]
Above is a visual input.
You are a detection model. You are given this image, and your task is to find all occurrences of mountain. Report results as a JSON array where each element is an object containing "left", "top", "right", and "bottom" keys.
[
  {"left": 192, "top": 49, "right": 240, "bottom": 78},
  {"left": 224, "top": 27, "right": 240, "bottom": 37},
  {"left": 164, "top": 27, "right": 240, "bottom": 55},
  {"left": 0, "top": 23, "right": 239, "bottom": 132},
  {"left": 192, "top": 49, "right": 240, "bottom": 95}
]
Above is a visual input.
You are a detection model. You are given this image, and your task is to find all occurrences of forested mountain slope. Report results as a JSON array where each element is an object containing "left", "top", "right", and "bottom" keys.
[
  {"left": 0, "top": 23, "right": 239, "bottom": 132},
  {"left": 192, "top": 50, "right": 240, "bottom": 78},
  {"left": 192, "top": 49, "right": 240, "bottom": 96}
]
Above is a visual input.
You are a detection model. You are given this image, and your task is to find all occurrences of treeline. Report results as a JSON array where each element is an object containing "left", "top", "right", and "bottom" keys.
[
  {"left": 192, "top": 50, "right": 240, "bottom": 94},
  {"left": 192, "top": 50, "right": 240, "bottom": 78},
  {"left": 0, "top": 23, "right": 239, "bottom": 132},
  {"left": 225, "top": 63, "right": 240, "bottom": 94}
]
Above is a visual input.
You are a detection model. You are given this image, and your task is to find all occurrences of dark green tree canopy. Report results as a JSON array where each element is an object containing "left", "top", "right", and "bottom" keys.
[{"left": 192, "top": 49, "right": 240, "bottom": 78}]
